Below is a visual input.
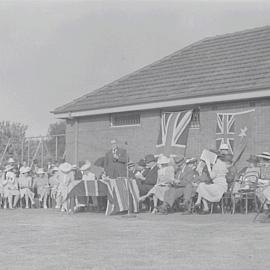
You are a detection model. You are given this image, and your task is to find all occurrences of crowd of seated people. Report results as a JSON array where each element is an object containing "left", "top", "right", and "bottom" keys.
[
  {"left": 0, "top": 158, "right": 98, "bottom": 212},
  {"left": 2, "top": 143, "right": 270, "bottom": 221},
  {"left": 128, "top": 144, "right": 270, "bottom": 216}
]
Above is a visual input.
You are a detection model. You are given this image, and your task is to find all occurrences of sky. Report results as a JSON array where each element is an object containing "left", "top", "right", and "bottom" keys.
[{"left": 1, "top": 0, "right": 270, "bottom": 136}]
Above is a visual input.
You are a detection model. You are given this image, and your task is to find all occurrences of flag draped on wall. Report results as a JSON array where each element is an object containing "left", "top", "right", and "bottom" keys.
[
  {"left": 156, "top": 110, "right": 193, "bottom": 156},
  {"left": 216, "top": 113, "right": 236, "bottom": 153},
  {"left": 216, "top": 109, "right": 255, "bottom": 163}
]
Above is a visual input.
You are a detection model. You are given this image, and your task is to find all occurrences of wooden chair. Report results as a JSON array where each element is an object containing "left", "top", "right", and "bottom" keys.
[{"left": 233, "top": 174, "right": 259, "bottom": 214}]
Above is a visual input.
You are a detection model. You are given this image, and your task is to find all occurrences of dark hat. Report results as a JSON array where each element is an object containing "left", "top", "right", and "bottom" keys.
[
  {"left": 186, "top": 157, "right": 197, "bottom": 164},
  {"left": 145, "top": 154, "right": 156, "bottom": 164},
  {"left": 128, "top": 162, "right": 135, "bottom": 169},
  {"left": 256, "top": 152, "right": 270, "bottom": 160},
  {"left": 174, "top": 155, "right": 185, "bottom": 165},
  {"left": 220, "top": 153, "right": 233, "bottom": 163},
  {"left": 247, "top": 155, "right": 258, "bottom": 164},
  {"left": 137, "top": 159, "right": 146, "bottom": 167},
  {"left": 209, "top": 149, "right": 222, "bottom": 156}
]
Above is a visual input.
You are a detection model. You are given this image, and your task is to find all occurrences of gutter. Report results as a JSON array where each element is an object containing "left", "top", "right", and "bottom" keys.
[{"left": 53, "top": 88, "right": 270, "bottom": 119}]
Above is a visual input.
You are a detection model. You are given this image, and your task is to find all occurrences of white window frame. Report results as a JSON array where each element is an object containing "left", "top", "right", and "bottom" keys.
[{"left": 110, "top": 112, "right": 141, "bottom": 128}]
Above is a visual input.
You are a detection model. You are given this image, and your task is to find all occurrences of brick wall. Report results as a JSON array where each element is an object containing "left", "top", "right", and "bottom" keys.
[
  {"left": 65, "top": 110, "right": 161, "bottom": 174},
  {"left": 65, "top": 98, "right": 270, "bottom": 173}
]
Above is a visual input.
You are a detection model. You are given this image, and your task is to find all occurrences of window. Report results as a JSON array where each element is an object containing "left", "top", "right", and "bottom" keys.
[
  {"left": 190, "top": 108, "right": 200, "bottom": 128},
  {"left": 110, "top": 112, "right": 140, "bottom": 127}
]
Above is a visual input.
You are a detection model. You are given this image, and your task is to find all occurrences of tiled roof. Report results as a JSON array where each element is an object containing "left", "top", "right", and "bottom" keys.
[{"left": 54, "top": 26, "right": 270, "bottom": 114}]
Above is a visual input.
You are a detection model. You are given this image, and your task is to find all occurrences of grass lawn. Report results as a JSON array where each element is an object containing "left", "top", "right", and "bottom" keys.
[{"left": 0, "top": 209, "right": 269, "bottom": 270}]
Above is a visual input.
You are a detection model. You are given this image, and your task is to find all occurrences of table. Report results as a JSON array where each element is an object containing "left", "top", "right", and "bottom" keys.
[{"left": 67, "top": 178, "right": 140, "bottom": 216}]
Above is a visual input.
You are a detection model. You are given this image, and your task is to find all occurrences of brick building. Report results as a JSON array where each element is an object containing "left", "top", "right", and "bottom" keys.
[{"left": 53, "top": 26, "right": 270, "bottom": 171}]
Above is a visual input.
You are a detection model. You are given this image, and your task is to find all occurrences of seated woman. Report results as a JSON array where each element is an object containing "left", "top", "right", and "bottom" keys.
[
  {"left": 159, "top": 157, "right": 198, "bottom": 215},
  {"left": 232, "top": 155, "right": 260, "bottom": 197},
  {"left": 239, "top": 155, "right": 260, "bottom": 188},
  {"left": 18, "top": 167, "right": 35, "bottom": 208},
  {"left": 139, "top": 155, "right": 175, "bottom": 214},
  {"left": 3, "top": 165, "right": 20, "bottom": 209},
  {"left": 49, "top": 166, "right": 60, "bottom": 204},
  {"left": 195, "top": 154, "right": 231, "bottom": 214},
  {"left": 33, "top": 168, "right": 50, "bottom": 209}
]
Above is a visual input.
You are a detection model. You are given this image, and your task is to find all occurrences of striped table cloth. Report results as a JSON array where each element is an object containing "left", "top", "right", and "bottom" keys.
[
  {"left": 67, "top": 180, "right": 107, "bottom": 198},
  {"left": 67, "top": 178, "right": 140, "bottom": 216},
  {"left": 100, "top": 178, "right": 140, "bottom": 216}
]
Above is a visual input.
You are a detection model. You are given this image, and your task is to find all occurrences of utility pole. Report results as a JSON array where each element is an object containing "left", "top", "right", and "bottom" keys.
[{"left": 55, "top": 135, "right": 58, "bottom": 161}]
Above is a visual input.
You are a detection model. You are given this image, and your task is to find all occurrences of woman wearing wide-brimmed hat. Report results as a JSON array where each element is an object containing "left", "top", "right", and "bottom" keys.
[
  {"left": 139, "top": 155, "right": 175, "bottom": 214},
  {"left": 56, "top": 162, "right": 74, "bottom": 212},
  {"left": 18, "top": 167, "right": 35, "bottom": 208},
  {"left": 48, "top": 167, "right": 60, "bottom": 203},
  {"left": 33, "top": 168, "right": 50, "bottom": 209},
  {"left": 2, "top": 165, "right": 20, "bottom": 209},
  {"left": 195, "top": 154, "right": 231, "bottom": 214},
  {"left": 239, "top": 155, "right": 260, "bottom": 188}
]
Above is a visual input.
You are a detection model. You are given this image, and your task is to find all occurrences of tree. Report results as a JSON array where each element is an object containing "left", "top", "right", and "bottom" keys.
[{"left": 0, "top": 121, "right": 28, "bottom": 164}]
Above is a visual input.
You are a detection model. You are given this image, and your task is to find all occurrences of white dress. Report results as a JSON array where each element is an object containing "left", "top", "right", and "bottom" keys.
[
  {"left": 196, "top": 159, "right": 228, "bottom": 202},
  {"left": 147, "top": 166, "right": 175, "bottom": 202}
]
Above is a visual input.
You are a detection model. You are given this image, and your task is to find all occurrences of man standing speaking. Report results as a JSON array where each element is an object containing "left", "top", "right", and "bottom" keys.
[{"left": 104, "top": 139, "right": 128, "bottom": 178}]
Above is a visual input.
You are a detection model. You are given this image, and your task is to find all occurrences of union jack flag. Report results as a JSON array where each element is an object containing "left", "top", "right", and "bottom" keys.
[
  {"left": 156, "top": 110, "right": 192, "bottom": 156},
  {"left": 216, "top": 113, "right": 235, "bottom": 153}
]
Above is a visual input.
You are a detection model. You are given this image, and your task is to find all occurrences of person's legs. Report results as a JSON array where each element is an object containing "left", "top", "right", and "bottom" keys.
[
  {"left": 3, "top": 197, "right": 7, "bottom": 209},
  {"left": 195, "top": 194, "right": 202, "bottom": 205},
  {"left": 25, "top": 194, "right": 29, "bottom": 208},
  {"left": 8, "top": 195, "right": 13, "bottom": 209},
  {"left": 28, "top": 190, "right": 35, "bottom": 206},
  {"left": 55, "top": 192, "right": 61, "bottom": 209},
  {"left": 13, "top": 194, "right": 19, "bottom": 208},
  {"left": 202, "top": 199, "right": 209, "bottom": 211},
  {"left": 43, "top": 192, "right": 48, "bottom": 208},
  {"left": 183, "top": 184, "right": 193, "bottom": 212},
  {"left": 152, "top": 195, "right": 158, "bottom": 213}
]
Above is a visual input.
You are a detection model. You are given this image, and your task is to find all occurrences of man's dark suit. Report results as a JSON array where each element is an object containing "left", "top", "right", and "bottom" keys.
[
  {"left": 137, "top": 165, "right": 158, "bottom": 196},
  {"left": 104, "top": 147, "right": 128, "bottom": 178}
]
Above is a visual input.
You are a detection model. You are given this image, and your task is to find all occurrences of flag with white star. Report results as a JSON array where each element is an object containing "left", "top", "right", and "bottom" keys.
[{"left": 216, "top": 109, "right": 255, "bottom": 165}]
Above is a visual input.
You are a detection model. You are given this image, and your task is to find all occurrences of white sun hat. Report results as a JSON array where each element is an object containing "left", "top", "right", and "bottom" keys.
[
  {"left": 219, "top": 143, "right": 229, "bottom": 150},
  {"left": 157, "top": 155, "right": 170, "bottom": 165},
  {"left": 51, "top": 166, "right": 59, "bottom": 172},
  {"left": 37, "top": 168, "right": 45, "bottom": 175},
  {"left": 80, "top": 161, "right": 91, "bottom": 171},
  {"left": 21, "top": 167, "right": 31, "bottom": 174},
  {"left": 59, "top": 162, "right": 72, "bottom": 174},
  {"left": 8, "top": 157, "right": 15, "bottom": 163},
  {"left": 4, "top": 164, "right": 14, "bottom": 172}
]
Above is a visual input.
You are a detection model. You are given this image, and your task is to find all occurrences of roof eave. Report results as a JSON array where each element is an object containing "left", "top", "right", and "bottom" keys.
[{"left": 53, "top": 88, "right": 270, "bottom": 119}]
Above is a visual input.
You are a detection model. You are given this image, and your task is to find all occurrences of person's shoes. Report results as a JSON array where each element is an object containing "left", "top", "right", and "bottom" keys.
[
  {"left": 200, "top": 209, "right": 210, "bottom": 215},
  {"left": 43, "top": 205, "right": 48, "bottom": 209},
  {"left": 182, "top": 210, "right": 192, "bottom": 215},
  {"left": 151, "top": 208, "right": 158, "bottom": 214},
  {"left": 156, "top": 211, "right": 168, "bottom": 215},
  {"left": 259, "top": 216, "right": 270, "bottom": 223},
  {"left": 194, "top": 203, "right": 201, "bottom": 213},
  {"left": 158, "top": 203, "right": 169, "bottom": 215}
]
